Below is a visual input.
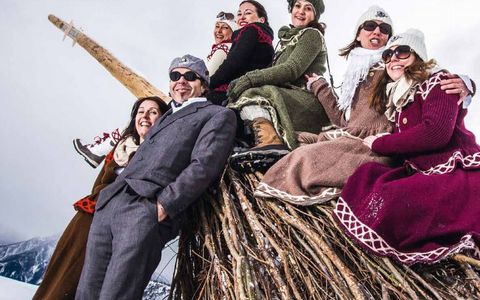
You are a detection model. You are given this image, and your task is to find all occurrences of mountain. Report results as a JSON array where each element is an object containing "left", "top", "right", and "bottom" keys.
[
  {"left": 0, "top": 236, "right": 58, "bottom": 284},
  {"left": 0, "top": 236, "right": 171, "bottom": 299}
]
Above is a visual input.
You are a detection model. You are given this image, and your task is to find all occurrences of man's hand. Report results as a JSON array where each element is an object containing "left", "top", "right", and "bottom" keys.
[
  {"left": 440, "top": 73, "right": 471, "bottom": 105},
  {"left": 157, "top": 202, "right": 167, "bottom": 222}
]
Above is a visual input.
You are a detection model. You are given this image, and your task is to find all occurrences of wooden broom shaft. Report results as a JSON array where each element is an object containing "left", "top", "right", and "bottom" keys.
[{"left": 48, "top": 14, "right": 171, "bottom": 102}]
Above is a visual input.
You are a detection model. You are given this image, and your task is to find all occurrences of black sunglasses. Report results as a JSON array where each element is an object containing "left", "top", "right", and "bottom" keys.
[
  {"left": 362, "top": 20, "right": 392, "bottom": 35},
  {"left": 169, "top": 71, "right": 201, "bottom": 82},
  {"left": 217, "top": 11, "right": 235, "bottom": 21},
  {"left": 382, "top": 45, "right": 415, "bottom": 64}
]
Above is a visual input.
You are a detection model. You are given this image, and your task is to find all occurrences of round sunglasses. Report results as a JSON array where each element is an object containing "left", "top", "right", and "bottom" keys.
[
  {"left": 382, "top": 45, "right": 415, "bottom": 63},
  {"left": 169, "top": 71, "right": 201, "bottom": 82},
  {"left": 361, "top": 20, "right": 392, "bottom": 35}
]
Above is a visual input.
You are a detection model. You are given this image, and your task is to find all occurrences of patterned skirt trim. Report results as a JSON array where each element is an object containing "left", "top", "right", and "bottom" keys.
[
  {"left": 255, "top": 182, "right": 340, "bottom": 206},
  {"left": 334, "top": 197, "right": 479, "bottom": 265},
  {"left": 407, "top": 151, "right": 480, "bottom": 176}
]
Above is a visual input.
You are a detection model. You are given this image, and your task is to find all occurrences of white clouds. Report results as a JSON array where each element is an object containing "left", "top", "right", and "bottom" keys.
[{"left": 1, "top": 0, "right": 479, "bottom": 239}]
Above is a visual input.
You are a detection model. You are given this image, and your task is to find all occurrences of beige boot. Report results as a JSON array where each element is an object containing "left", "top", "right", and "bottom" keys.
[
  {"left": 230, "top": 117, "right": 289, "bottom": 172},
  {"left": 250, "top": 117, "right": 284, "bottom": 149}
]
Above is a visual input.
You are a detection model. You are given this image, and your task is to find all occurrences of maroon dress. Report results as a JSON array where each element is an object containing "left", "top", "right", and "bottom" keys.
[{"left": 334, "top": 72, "right": 480, "bottom": 265}]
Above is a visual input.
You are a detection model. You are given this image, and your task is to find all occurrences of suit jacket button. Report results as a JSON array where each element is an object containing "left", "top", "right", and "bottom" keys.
[
  {"left": 138, "top": 155, "right": 143, "bottom": 161},
  {"left": 149, "top": 139, "right": 154, "bottom": 144},
  {"left": 402, "top": 117, "right": 408, "bottom": 125}
]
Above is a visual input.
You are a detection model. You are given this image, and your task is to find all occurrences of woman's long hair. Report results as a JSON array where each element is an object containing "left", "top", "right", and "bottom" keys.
[
  {"left": 339, "top": 27, "right": 362, "bottom": 58},
  {"left": 239, "top": 0, "right": 269, "bottom": 25},
  {"left": 122, "top": 96, "right": 169, "bottom": 144},
  {"left": 305, "top": 20, "right": 326, "bottom": 35},
  {"left": 371, "top": 54, "right": 437, "bottom": 112}
]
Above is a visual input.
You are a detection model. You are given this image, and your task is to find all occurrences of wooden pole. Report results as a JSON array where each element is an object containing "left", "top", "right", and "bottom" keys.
[{"left": 48, "top": 14, "right": 171, "bottom": 103}]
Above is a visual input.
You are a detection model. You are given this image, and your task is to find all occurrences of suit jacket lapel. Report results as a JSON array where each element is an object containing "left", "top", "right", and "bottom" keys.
[{"left": 147, "top": 101, "right": 211, "bottom": 139}]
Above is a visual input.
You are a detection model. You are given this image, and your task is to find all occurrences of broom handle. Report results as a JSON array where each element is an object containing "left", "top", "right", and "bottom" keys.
[{"left": 48, "top": 14, "right": 171, "bottom": 102}]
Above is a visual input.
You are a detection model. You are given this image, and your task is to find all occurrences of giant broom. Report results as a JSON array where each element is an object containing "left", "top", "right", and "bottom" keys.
[{"left": 49, "top": 14, "right": 480, "bottom": 299}]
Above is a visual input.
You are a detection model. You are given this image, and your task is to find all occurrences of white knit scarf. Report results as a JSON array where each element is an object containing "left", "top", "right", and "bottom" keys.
[{"left": 337, "top": 47, "right": 384, "bottom": 112}]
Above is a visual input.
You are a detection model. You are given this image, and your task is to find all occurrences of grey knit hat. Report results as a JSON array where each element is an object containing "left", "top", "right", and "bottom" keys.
[
  {"left": 169, "top": 54, "right": 210, "bottom": 85},
  {"left": 287, "top": 0, "right": 325, "bottom": 20},
  {"left": 386, "top": 28, "right": 428, "bottom": 61},
  {"left": 355, "top": 5, "right": 393, "bottom": 34}
]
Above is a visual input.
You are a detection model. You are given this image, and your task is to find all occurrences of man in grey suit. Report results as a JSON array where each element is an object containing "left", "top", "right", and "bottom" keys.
[{"left": 76, "top": 54, "right": 237, "bottom": 299}]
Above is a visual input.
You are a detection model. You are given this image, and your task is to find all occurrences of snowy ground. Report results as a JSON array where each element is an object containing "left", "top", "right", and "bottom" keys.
[{"left": 0, "top": 276, "right": 37, "bottom": 300}]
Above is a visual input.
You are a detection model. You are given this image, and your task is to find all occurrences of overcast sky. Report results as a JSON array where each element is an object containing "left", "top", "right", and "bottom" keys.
[{"left": 1, "top": 0, "right": 479, "bottom": 242}]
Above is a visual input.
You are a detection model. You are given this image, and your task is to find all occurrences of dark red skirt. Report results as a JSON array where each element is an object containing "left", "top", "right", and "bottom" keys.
[{"left": 335, "top": 162, "right": 480, "bottom": 265}]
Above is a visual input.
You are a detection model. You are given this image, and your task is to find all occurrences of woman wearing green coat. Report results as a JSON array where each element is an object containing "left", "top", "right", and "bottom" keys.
[{"left": 228, "top": 0, "right": 329, "bottom": 156}]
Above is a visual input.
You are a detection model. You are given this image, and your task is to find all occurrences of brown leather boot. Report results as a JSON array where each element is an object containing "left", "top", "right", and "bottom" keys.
[
  {"left": 230, "top": 117, "right": 289, "bottom": 172},
  {"left": 250, "top": 117, "right": 284, "bottom": 149}
]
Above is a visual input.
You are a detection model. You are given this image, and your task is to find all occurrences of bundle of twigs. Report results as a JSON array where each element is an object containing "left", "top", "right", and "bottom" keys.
[{"left": 170, "top": 168, "right": 480, "bottom": 299}]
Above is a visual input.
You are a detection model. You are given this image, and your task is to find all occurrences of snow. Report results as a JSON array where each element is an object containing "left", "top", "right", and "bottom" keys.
[{"left": 0, "top": 276, "right": 37, "bottom": 300}]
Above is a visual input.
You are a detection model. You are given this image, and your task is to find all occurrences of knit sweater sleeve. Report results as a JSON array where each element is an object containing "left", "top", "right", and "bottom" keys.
[
  {"left": 310, "top": 77, "right": 343, "bottom": 126},
  {"left": 206, "top": 44, "right": 230, "bottom": 76},
  {"left": 209, "top": 26, "right": 261, "bottom": 89},
  {"left": 245, "top": 29, "right": 324, "bottom": 87},
  {"left": 372, "top": 84, "right": 459, "bottom": 155}
]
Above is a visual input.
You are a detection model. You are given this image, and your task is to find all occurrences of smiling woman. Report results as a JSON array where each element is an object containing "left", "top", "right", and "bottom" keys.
[
  {"left": 207, "top": 0, "right": 274, "bottom": 105},
  {"left": 32, "top": 97, "right": 169, "bottom": 300},
  {"left": 206, "top": 11, "right": 237, "bottom": 76},
  {"left": 227, "top": 0, "right": 328, "bottom": 160},
  {"left": 334, "top": 29, "right": 480, "bottom": 265}
]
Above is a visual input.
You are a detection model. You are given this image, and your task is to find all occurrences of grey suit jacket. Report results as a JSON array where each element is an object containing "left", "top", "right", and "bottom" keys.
[{"left": 96, "top": 101, "right": 237, "bottom": 218}]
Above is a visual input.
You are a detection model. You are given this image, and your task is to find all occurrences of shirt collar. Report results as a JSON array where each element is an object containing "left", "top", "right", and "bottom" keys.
[{"left": 171, "top": 97, "right": 207, "bottom": 114}]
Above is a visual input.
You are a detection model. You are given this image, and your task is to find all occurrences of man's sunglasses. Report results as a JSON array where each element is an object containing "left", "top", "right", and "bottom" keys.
[
  {"left": 217, "top": 11, "right": 235, "bottom": 21},
  {"left": 382, "top": 45, "right": 415, "bottom": 64},
  {"left": 362, "top": 20, "right": 392, "bottom": 35},
  {"left": 169, "top": 71, "right": 201, "bottom": 82}
]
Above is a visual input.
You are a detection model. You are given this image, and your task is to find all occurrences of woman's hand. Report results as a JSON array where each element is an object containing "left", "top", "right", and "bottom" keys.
[
  {"left": 440, "top": 73, "right": 471, "bottom": 105},
  {"left": 157, "top": 202, "right": 167, "bottom": 222},
  {"left": 363, "top": 133, "right": 390, "bottom": 149},
  {"left": 227, "top": 75, "right": 253, "bottom": 101},
  {"left": 305, "top": 73, "right": 322, "bottom": 91}
]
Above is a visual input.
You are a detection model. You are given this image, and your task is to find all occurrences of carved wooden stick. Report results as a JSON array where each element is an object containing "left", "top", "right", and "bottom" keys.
[{"left": 48, "top": 14, "right": 171, "bottom": 102}]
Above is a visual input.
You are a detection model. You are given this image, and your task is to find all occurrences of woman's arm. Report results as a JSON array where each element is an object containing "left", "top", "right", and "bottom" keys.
[
  {"left": 206, "top": 44, "right": 229, "bottom": 76},
  {"left": 309, "top": 75, "right": 343, "bottom": 126},
  {"left": 228, "top": 28, "right": 325, "bottom": 98},
  {"left": 372, "top": 84, "right": 459, "bottom": 155},
  {"left": 247, "top": 28, "right": 325, "bottom": 86}
]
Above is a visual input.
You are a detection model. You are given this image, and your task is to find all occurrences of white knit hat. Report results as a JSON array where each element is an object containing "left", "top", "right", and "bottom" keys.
[
  {"left": 355, "top": 5, "right": 393, "bottom": 34},
  {"left": 385, "top": 28, "right": 428, "bottom": 61},
  {"left": 215, "top": 12, "right": 238, "bottom": 32}
]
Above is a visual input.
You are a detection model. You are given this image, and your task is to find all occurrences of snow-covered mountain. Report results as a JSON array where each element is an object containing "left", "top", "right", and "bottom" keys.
[
  {"left": 0, "top": 236, "right": 58, "bottom": 284},
  {"left": 0, "top": 236, "right": 171, "bottom": 299}
]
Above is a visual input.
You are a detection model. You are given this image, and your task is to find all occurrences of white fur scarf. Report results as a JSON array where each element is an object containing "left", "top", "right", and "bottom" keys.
[{"left": 337, "top": 47, "right": 384, "bottom": 111}]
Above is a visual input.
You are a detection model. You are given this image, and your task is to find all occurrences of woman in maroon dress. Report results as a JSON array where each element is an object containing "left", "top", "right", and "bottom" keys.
[{"left": 334, "top": 29, "right": 480, "bottom": 265}]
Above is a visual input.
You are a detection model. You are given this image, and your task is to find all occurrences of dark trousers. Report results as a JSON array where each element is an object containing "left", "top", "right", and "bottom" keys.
[{"left": 76, "top": 185, "right": 180, "bottom": 300}]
